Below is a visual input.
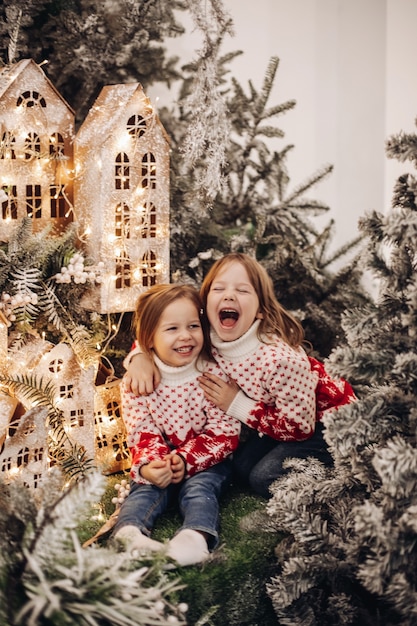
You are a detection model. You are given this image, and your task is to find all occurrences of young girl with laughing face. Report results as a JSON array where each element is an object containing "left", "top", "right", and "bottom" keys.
[{"left": 125, "top": 254, "right": 355, "bottom": 499}]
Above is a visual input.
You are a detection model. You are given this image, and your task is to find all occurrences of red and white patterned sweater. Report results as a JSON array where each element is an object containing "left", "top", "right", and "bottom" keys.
[
  {"left": 211, "top": 320, "right": 354, "bottom": 442},
  {"left": 121, "top": 355, "right": 240, "bottom": 485}
]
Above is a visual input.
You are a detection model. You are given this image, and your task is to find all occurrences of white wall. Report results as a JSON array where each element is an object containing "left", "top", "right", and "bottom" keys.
[{"left": 152, "top": 0, "right": 417, "bottom": 252}]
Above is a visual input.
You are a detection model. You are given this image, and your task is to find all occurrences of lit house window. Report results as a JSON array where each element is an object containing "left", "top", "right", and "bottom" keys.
[
  {"left": 16, "top": 90, "right": 46, "bottom": 108},
  {"left": 0, "top": 131, "right": 16, "bottom": 159},
  {"left": 127, "top": 114, "right": 147, "bottom": 139},
  {"left": 141, "top": 153, "right": 156, "bottom": 189},
  {"left": 69, "top": 409, "right": 84, "bottom": 428},
  {"left": 141, "top": 251, "right": 156, "bottom": 287},
  {"left": 140, "top": 202, "right": 156, "bottom": 238},
  {"left": 17, "top": 447, "right": 30, "bottom": 467},
  {"left": 115, "top": 251, "right": 131, "bottom": 289},
  {"left": 24, "top": 132, "right": 41, "bottom": 160},
  {"left": 59, "top": 384, "right": 74, "bottom": 399},
  {"left": 26, "top": 184, "right": 42, "bottom": 219},
  {"left": 1, "top": 185, "right": 17, "bottom": 219},
  {"left": 115, "top": 202, "right": 130, "bottom": 240},
  {"left": 49, "top": 133, "right": 65, "bottom": 158},
  {"left": 107, "top": 400, "right": 121, "bottom": 420},
  {"left": 50, "top": 185, "right": 67, "bottom": 218},
  {"left": 115, "top": 153, "right": 130, "bottom": 190}
]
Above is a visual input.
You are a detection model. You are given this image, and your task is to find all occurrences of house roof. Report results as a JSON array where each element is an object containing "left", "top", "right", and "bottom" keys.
[
  {"left": 76, "top": 82, "right": 169, "bottom": 146},
  {"left": 0, "top": 58, "right": 75, "bottom": 114}
]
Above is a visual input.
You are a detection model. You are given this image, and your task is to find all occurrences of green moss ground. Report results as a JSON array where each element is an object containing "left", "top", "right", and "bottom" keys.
[{"left": 78, "top": 474, "right": 281, "bottom": 626}]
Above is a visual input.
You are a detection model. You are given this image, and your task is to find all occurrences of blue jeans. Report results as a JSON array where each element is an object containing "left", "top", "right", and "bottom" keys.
[
  {"left": 233, "top": 422, "right": 333, "bottom": 498},
  {"left": 113, "top": 460, "right": 232, "bottom": 550}
]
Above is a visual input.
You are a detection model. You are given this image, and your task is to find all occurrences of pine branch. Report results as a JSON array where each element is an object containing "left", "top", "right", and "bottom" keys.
[{"left": 0, "top": 373, "right": 95, "bottom": 481}]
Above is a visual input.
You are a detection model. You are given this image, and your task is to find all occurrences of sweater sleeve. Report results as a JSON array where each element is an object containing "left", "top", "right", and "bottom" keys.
[
  {"left": 308, "top": 356, "right": 356, "bottom": 419},
  {"left": 227, "top": 351, "right": 317, "bottom": 442},
  {"left": 121, "top": 378, "right": 170, "bottom": 484},
  {"left": 176, "top": 399, "right": 240, "bottom": 478}
]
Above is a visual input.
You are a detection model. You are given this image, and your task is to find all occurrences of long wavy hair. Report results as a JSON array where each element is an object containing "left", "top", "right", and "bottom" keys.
[{"left": 200, "top": 253, "right": 305, "bottom": 348}]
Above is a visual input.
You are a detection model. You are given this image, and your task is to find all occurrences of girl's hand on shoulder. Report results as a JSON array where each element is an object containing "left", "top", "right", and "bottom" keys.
[
  {"left": 125, "top": 353, "right": 161, "bottom": 396},
  {"left": 198, "top": 372, "right": 240, "bottom": 412}
]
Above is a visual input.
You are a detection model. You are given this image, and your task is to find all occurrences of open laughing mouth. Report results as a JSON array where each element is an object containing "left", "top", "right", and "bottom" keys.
[{"left": 219, "top": 309, "right": 239, "bottom": 328}]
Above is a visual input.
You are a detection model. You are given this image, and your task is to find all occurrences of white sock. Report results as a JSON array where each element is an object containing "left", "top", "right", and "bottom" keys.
[
  {"left": 166, "top": 528, "right": 210, "bottom": 566},
  {"left": 114, "top": 525, "right": 164, "bottom": 557}
]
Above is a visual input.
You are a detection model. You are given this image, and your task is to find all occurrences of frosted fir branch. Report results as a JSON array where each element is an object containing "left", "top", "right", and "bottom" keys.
[
  {"left": 181, "top": 0, "right": 234, "bottom": 199},
  {"left": 6, "top": 7, "right": 22, "bottom": 65}
]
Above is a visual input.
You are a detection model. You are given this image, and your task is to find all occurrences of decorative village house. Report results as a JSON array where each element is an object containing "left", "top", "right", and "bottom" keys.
[
  {"left": 0, "top": 59, "right": 75, "bottom": 240},
  {"left": 74, "top": 83, "right": 170, "bottom": 313},
  {"left": 0, "top": 61, "right": 170, "bottom": 488},
  {"left": 0, "top": 340, "right": 130, "bottom": 490}
]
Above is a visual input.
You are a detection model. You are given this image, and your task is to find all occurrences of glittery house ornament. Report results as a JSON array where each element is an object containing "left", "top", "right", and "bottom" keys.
[
  {"left": 0, "top": 340, "right": 128, "bottom": 489},
  {"left": 0, "top": 59, "right": 75, "bottom": 240},
  {"left": 74, "top": 83, "right": 170, "bottom": 313}
]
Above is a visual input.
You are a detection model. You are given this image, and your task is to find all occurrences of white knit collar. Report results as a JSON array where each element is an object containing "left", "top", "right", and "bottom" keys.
[
  {"left": 210, "top": 319, "right": 263, "bottom": 360},
  {"left": 154, "top": 354, "right": 203, "bottom": 385}
]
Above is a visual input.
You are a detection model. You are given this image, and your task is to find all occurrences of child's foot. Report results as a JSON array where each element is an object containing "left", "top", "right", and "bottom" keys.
[
  {"left": 166, "top": 528, "right": 209, "bottom": 566},
  {"left": 114, "top": 525, "right": 164, "bottom": 557}
]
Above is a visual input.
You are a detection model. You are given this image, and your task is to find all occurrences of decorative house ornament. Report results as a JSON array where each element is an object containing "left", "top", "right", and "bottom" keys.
[
  {"left": 0, "top": 59, "right": 75, "bottom": 241},
  {"left": 0, "top": 339, "right": 128, "bottom": 489},
  {"left": 74, "top": 83, "right": 170, "bottom": 313}
]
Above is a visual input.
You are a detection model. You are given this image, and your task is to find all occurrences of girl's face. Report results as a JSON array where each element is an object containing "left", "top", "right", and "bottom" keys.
[
  {"left": 206, "top": 261, "right": 262, "bottom": 342},
  {"left": 151, "top": 297, "right": 204, "bottom": 367}
]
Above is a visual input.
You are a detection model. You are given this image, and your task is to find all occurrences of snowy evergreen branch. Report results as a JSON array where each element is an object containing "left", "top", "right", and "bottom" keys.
[{"left": 0, "top": 471, "right": 187, "bottom": 626}]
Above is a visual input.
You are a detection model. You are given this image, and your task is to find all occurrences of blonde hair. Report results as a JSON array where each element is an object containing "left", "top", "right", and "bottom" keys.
[
  {"left": 200, "top": 253, "right": 305, "bottom": 348},
  {"left": 133, "top": 284, "right": 212, "bottom": 360}
]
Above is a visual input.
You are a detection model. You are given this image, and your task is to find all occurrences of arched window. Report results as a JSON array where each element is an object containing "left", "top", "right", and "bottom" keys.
[
  {"left": 24, "top": 132, "right": 41, "bottom": 160},
  {"left": 107, "top": 400, "right": 121, "bottom": 420},
  {"left": 16, "top": 90, "right": 46, "bottom": 108},
  {"left": 0, "top": 131, "right": 16, "bottom": 159},
  {"left": 115, "top": 251, "right": 131, "bottom": 289},
  {"left": 141, "top": 251, "right": 157, "bottom": 287},
  {"left": 33, "top": 448, "right": 44, "bottom": 462},
  {"left": 17, "top": 447, "right": 30, "bottom": 467},
  {"left": 112, "top": 433, "right": 130, "bottom": 463},
  {"left": 140, "top": 202, "right": 157, "bottom": 238},
  {"left": 49, "top": 133, "right": 65, "bottom": 158},
  {"left": 115, "top": 202, "right": 130, "bottom": 240},
  {"left": 1, "top": 457, "right": 12, "bottom": 472},
  {"left": 127, "top": 114, "right": 147, "bottom": 139},
  {"left": 115, "top": 153, "right": 130, "bottom": 190},
  {"left": 141, "top": 153, "right": 156, "bottom": 189}
]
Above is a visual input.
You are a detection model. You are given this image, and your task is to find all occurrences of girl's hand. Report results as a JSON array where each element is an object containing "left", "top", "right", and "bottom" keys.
[
  {"left": 125, "top": 353, "right": 161, "bottom": 396},
  {"left": 140, "top": 458, "right": 172, "bottom": 488},
  {"left": 198, "top": 372, "right": 240, "bottom": 412},
  {"left": 168, "top": 453, "right": 186, "bottom": 484}
]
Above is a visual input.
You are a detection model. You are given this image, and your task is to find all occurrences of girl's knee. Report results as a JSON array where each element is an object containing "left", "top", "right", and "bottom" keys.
[{"left": 249, "top": 466, "right": 273, "bottom": 498}]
